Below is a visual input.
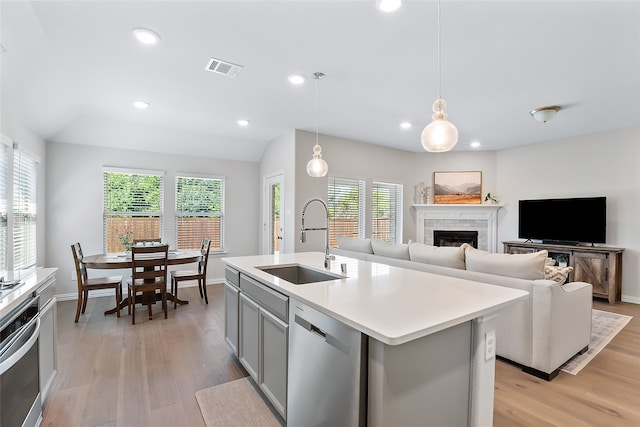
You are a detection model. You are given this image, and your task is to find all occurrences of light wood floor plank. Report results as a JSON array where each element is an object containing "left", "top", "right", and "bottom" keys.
[{"left": 43, "top": 286, "right": 640, "bottom": 426}]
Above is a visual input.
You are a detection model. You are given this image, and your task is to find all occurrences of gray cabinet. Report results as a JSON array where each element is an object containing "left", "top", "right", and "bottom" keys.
[
  {"left": 224, "top": 282, "right": 240, "bottom": 355},
  {"left": 37, "top": 277, "right": 57, "bottom": 404},
  {"left": 259, "top": 308, "right": 288, "bottom": 417},
  {"left": 224, "top": 266, "right": 240, "bottom": 355},
  {"left": 239, "top": 293, "right": 260, "bottom": 380},
  {"left": 234, "top": 273, "right": 289, "bottom": 420}
]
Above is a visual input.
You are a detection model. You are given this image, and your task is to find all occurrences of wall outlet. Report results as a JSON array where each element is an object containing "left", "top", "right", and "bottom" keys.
[{"left": 485, "top": 329, "right": 496, "bottom": 360}]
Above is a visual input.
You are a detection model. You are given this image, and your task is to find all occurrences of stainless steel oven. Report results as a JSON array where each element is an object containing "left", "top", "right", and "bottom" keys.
[{"left": 0, "top": 294, "right": 42, "bottom": 427}]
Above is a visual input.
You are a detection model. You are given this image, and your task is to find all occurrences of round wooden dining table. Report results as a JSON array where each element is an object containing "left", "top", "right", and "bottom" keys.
[{"left": 83, "top": 250, "right": 202, "bottom": 314}]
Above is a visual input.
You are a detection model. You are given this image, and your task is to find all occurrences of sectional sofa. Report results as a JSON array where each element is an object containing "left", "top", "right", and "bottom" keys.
[{"left": 330, "top": 237, "right": 593, "bottom": 380}]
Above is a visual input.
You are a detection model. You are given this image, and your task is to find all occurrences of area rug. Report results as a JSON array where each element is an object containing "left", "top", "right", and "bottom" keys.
[
  {"left": 560, "top": 309, "right": 632, "bottom": 375},
  {"left": 195, "top": 377, "right": 282, "bottom": 427}
]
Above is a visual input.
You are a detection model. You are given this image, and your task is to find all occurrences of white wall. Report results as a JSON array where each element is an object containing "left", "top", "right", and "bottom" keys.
[
  {"left": 0, "top": 107, "right": 47, "bottom": 268},
  {"left": 293, "top": 130, "right": 419, "bottom": 253},
  {"left": 46, "top": 141, "right": 260, "bottom": 298},
  {"left": 259, "top": 130, "right": 296, "bottom": 254},
  {"left": 496, "top": 128, "right": 640, "bottom": 303}
]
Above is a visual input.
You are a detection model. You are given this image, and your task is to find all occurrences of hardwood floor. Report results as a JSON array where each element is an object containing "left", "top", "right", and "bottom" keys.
[{"left": 43, "top": 286, "right": 640, "bottom": 426}]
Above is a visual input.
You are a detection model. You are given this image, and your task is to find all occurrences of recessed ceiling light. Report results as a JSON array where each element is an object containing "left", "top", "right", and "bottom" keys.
[
  {"left": 400, "top": 121, "right": 412, "bottom": 129},
  {"left": 133, "top": 101, "right": 150, "bottom": 109},
  {"left": 288, "top": 74, "right": 306, "bottom": 85},
  {"left": 376, "top": 0, "right": 402, "bottom": 12},
  {"left": 132, "top": 28, "right": 160, "bottom": 44},
  {"left": 237, "top": 119, "right": 250, "bottom": 126},
  {"left": 470, "top": 141, "right": 481, "bottom": 148}
]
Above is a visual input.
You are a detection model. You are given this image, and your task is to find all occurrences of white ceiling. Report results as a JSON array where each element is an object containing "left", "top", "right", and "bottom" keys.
[{"left": 1, "top": 1, "right": 639, "bottom": 162}]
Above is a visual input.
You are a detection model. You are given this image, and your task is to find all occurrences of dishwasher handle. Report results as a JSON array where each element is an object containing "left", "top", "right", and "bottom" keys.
[{"left": 294, "top": 314, "right": 349, "bottom": 355}]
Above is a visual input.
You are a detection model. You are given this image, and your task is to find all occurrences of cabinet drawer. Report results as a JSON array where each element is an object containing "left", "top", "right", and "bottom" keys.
[
  {"left": 225, "top": 266, "right": 240, "bottom": 287},
  {"left": 240, "top": 274, "right": 288, "bottom": 323}
]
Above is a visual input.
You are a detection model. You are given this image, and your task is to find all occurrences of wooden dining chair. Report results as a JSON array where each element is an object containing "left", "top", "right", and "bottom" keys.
[
  {"left": 170, "top": 239, "right": 211, "bottom": 307},
  {"left": 128, "top": 244, "right": 169, "bottom": 324},
  {"left": 71, "top": 242, "right": 123, "bottom": 322}
]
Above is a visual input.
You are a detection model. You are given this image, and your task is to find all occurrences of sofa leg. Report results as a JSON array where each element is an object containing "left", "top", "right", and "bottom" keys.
[
  {"left": 578, "top": 345, "right": 588, "bottom": 355},
  {"left": 522, "top": 366, "right": 560, "bottom": 381}
]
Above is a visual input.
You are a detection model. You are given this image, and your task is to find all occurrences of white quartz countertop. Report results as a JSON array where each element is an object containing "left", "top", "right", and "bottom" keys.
[
  {"left": 223, "top": 252, "right": 528, "bottom": 345},
  {"left": 0, "top": 267, "right": 58, "bottom": 318}
]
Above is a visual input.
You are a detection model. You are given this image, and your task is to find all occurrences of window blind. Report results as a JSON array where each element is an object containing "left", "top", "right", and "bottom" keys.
[
  {"left": 372, "top": 181, "right": 403, "bottom": 243},
  {"left": 103, "top": 169, "right": 164, "bottom": 253},
  {"left": 13, "top": 148, "right": 38, "bottom": 269},
  {"left": 328, "top": 176, "right": 365, "bottom": 247},
  {"left": 175, "top": 175, "right": 225, "bottom": 251},
  {"left": 0, "top": 141, "right": 8, "bottom": 271}
]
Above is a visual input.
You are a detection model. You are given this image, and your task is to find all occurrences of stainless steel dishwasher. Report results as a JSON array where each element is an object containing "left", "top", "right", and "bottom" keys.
[{"left": 288, "top": 299, "right": 367, "bottom": 427}]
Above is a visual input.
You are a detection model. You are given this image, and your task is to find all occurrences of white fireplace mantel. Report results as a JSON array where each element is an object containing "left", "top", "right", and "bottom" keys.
[{"left": 412, "top": 204, "right": 504, "bottom": 252}]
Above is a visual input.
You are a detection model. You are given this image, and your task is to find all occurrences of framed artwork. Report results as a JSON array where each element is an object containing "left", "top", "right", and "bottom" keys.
[{"left": 433, "top": 171, "right": 482, "bottom": 204}]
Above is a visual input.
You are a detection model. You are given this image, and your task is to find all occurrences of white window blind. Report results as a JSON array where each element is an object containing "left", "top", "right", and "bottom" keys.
[
  {"left": 103, "top": 169, "right": 164, "bottom": 253},
  {"left": 175, "top": 175, "right": 225, "bottom": 251},
  {"left": 372, "top": 181, "right": 403, "bottom": 243},
  {"left": 328, "top": 176, "right": 365, "bottom": 247},
  {"left": 0, "top": 141, "right": 9, "bottom": 271},
  {"left": 13, "top": 148, "right": 38, "bottom": 269}
]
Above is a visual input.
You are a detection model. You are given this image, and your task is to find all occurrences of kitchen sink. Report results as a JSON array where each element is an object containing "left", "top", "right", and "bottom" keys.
[{"left": 257, "top": 264, "right": 342, "bottom": 285}]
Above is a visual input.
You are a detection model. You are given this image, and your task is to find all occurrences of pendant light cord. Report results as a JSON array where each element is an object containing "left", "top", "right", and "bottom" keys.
[
  {"left": 316, "top": 73, "right": 320, "bottom": 146},
  {"left": 437, "top": 0, "right": 442, "bottom": 99}
]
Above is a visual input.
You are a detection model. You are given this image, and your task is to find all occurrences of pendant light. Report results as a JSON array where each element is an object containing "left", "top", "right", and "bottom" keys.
[
  {"left": 307, "top": 72, "right": 328, "bottom": 177},
  {"left": 421, "top": 0, "right": 458, "bottom": 153}
]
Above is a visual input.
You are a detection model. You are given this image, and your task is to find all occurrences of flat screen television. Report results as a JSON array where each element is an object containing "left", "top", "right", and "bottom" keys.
[{"left": 518, "top": 197, "right": 606, "bottom": 245}]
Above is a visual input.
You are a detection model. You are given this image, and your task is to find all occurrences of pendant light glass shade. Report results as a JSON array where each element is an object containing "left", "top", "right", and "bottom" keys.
[
  {"left": 307, "top": 72, "right": 328, "bottom": 177},
  {"left": 421, "top": 98, "right": 458, "bottom": 152},
  {"left": 306, "top": 144, "right": 328, "bottom": 177}
]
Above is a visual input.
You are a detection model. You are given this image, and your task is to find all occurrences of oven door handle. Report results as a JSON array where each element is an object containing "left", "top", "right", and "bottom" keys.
[{"left": 0, "top": 316, "right": 40, "bottom": 375}]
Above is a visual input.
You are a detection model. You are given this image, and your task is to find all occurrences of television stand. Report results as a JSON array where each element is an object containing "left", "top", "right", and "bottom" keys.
[
  {"left": 503, "top": 241, "right": 624, "bottom": 304},
  {"left": 542, "top": 239, "right": 580, "bottom": 246}
]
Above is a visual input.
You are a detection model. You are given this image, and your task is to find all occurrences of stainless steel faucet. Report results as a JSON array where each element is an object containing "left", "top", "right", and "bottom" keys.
[{"left": 300, "top": 197, "right": 335, "bottom": 268}]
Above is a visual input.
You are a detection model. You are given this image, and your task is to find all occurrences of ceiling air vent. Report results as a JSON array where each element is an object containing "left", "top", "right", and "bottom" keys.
[{"left": 205, "top": 57, "right": 244, "bottom": 77}]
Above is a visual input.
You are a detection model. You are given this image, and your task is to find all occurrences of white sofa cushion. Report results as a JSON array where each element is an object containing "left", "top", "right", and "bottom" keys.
[
  {"left": 336, "top": 236, "right": 373, "bottom": 254},
  {"left": 409, "top": 242, "right": 468, "bottom": 270},
  {"left": 465, "top": 247, "right": 547, "bottom": 280},
  {"left": 371, "top": 238, "right": 410, "bottom": 260}
]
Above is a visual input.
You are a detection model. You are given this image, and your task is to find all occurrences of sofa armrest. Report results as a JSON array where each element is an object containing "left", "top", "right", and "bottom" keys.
[{"left": 530, "top": 280, "right": 592, "bottom": 373}]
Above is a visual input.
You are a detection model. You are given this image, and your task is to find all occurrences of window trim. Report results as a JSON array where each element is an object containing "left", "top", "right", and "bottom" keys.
[
  {"left": 175, "top": 173, "right": 226, "bottom": 252},
  {"left": 328, "top": 175, "right": 366, "bottom": 247},
  {"left": 371, "top": 180, "right": 403, "bottom": 244},
  {"left": 11, "top": 142, "right": 39, "bottom": 270},
  {"left": 102, "top": 167, "right": 165, "bottom": 253}
]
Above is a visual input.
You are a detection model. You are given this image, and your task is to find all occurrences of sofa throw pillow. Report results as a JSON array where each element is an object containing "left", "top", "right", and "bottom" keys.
[
  {"left": 371, "top": 238, "right": 410, "bottom": 260},
  {"left": 464, "top": 247, "right": 547, "bottom": 280},
  {"left": 544, "top": 265, "right": 574, "bottom": 284},
  {"left": 409, "top": 242, "right": 467, "bottom": 269},
  {"left": 336, "top": 236, "right": 373, "bottom": 254}
]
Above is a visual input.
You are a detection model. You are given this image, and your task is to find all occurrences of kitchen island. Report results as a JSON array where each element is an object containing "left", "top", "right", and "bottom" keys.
[{"left": 223, "top": 252, "right": 527, "bottom": 426}]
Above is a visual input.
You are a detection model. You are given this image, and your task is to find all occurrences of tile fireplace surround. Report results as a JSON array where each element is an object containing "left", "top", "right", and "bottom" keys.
[{"left": 413, "top": 204, "right": 503, "bottom": 252}]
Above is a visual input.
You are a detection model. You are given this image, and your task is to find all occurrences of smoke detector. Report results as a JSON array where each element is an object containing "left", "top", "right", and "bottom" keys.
[{"left": 205, "top": 57, "right": 244, "bottom": 77}]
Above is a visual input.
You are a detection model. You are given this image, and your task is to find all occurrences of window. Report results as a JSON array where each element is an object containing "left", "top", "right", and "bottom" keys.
[
  {"left": 0, "top": 139, "right": 9, "bottom": 271},
  {"left": 372, "top": 181, "right": 403, "bottom": 243},
  {"left": 103, "top": 168, "right": 164, "bottom": 253},
  {"left": 175, "top": 175, "right": 224, "bottom": 251},
  {"left": 328, "top": 176, "right": 365, "bottom": 247},
  {"left": 13, "top": 148, "right": 38, "bottom": 269}
]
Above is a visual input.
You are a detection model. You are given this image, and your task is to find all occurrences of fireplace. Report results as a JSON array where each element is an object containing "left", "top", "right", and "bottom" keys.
[
  {"left": 434, "top": 230, "right": 478, "bottom": 248},
  {"left": 412, "top": 204, "right": 502, "bottom": 252}
]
